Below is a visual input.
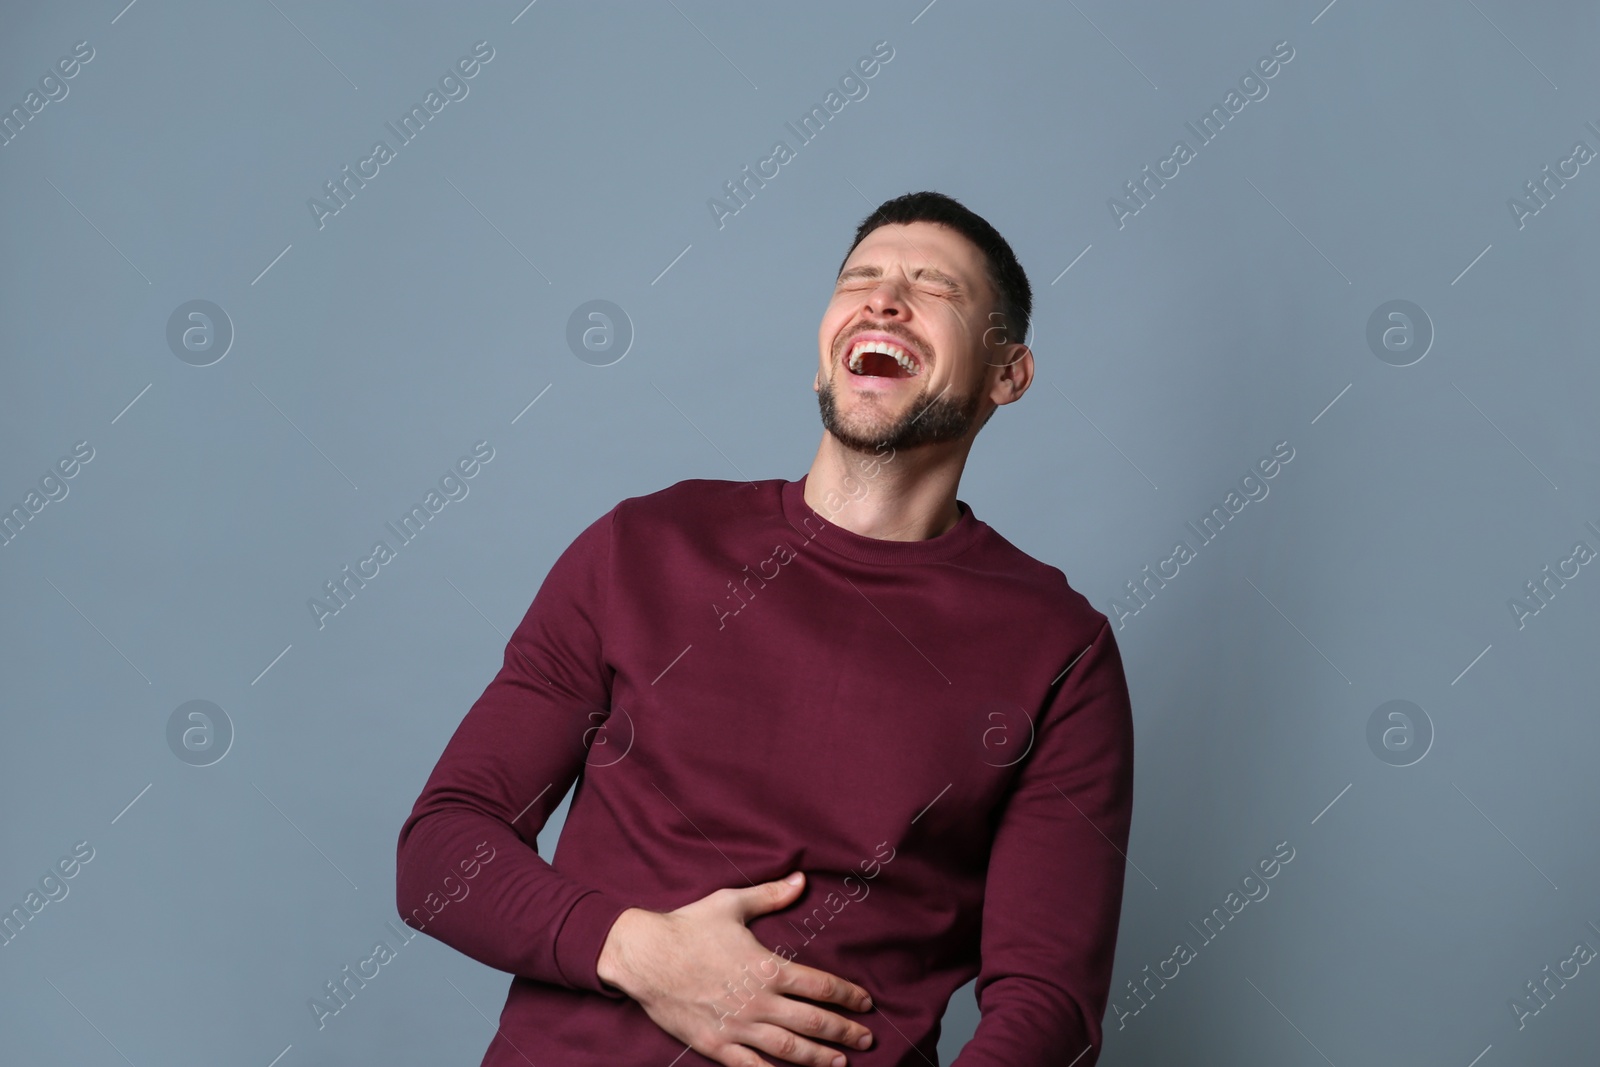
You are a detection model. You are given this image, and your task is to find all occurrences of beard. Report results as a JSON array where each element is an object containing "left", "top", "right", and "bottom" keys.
[{"left": 817, "top": 373, "right": 984, "bottom": 454}]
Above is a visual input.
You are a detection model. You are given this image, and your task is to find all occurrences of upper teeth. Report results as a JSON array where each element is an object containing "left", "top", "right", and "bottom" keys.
[{"left": 847, "top": 339, "right": 917, "bottom": 374}]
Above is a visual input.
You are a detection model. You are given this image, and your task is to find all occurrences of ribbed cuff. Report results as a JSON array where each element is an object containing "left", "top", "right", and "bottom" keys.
[{"left": 552, "top": 888, "right": 635, "bottom": 998}]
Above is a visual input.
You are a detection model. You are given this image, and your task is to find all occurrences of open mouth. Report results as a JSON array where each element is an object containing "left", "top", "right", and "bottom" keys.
[{"left": 844, "top": 337, "right": 920, "bottom": 379}]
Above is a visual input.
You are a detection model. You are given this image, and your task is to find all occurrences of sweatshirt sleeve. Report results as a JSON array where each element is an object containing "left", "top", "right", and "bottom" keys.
[
  {"left": 951, "top": 618, "right": 1135, "bottom": 1067},
  {"left": 394, "top": 504, "right": 634, "bottom": 997}
]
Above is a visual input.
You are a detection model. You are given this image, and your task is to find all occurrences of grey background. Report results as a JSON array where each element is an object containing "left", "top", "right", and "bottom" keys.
[{"left": 2, "top": 1, "right": 1597, "bottom": 1064}]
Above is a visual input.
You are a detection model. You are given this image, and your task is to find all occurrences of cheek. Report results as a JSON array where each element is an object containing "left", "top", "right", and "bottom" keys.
[
  {"left": 820, "top": 309, "right": 853, "bottom": 354},
  {"left": 934, "top": 328, "right": 982, "bottom": 376},
  {"left": 928, "top": 306, "right": 979, "bottom": 353}
]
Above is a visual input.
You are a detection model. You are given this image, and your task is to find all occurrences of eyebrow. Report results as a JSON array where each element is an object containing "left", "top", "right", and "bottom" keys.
[{"left": 836, "top": 264, "right": 966, "bottom": 294}]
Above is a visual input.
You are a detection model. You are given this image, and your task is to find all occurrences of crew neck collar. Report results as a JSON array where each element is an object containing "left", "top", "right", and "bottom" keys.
[{"left": 779, "top": 474, "right": 985, "bottom": 565}]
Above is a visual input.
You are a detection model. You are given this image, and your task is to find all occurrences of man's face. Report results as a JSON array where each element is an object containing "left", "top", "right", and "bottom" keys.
[{"left": 815, "top": 220, "right": 1014, "bottom": 455}]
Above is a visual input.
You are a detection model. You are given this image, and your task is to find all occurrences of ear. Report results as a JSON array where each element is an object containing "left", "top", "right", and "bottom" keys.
[{"left": 988, "top": 344, "right": 1034, "bottom": 407}]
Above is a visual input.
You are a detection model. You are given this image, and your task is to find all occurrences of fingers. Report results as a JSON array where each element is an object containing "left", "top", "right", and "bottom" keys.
[
  {"left": 708, "top": 1043, "right": 778, "bottom": 1067},
  {"left": 704, "top": 1043, "right": 777, "bottom": 1067},
  {"left": 777, "top": 962, "right": 874, "bottom": 1013},
  {"left": 724, "top": 872, "right": 806, "bottom": 920},
  {"left": 739, "top": 1022, "right": 859, "bottom": 1067},
  {"left": 760, "top": 998, "right": 873, "bottom": 1057}
]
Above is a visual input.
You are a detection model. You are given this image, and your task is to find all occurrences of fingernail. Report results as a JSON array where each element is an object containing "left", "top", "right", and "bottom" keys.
[
  {"left": 785, "top": 871, "right": 803, "bottom": 885},
  {"left": 857, "top": 1033, "right": 872, "bottom": 1049},
  {"left": 831, "top": 1056, "right": 846, "bottom": 1067}
]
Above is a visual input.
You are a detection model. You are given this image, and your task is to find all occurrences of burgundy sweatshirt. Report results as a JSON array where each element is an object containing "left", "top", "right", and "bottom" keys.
[{"left": 395, "top": 475, "right": 1134, "bottom": 1066}]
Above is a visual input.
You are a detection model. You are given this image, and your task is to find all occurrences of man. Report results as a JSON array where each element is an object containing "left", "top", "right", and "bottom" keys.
[{"left": 396, "top": 191, "right": 1135, "bottom": 1066}]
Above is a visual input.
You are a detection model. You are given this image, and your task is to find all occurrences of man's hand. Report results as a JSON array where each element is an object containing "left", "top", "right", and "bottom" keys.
[{"left": 596, "top": 871, "right": 875, "bottom": 1067}]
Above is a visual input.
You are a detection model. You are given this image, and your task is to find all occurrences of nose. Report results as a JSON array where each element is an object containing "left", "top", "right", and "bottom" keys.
[{"left": 863, "top": 279, "right": 906, "bottom": 318}]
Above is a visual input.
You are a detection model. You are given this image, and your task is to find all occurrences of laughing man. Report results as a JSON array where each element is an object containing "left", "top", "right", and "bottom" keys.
[{"left": 397, "top": 191, "right": 1136, "bottom": 1067}]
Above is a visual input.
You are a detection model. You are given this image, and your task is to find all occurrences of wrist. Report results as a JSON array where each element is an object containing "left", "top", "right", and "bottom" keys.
[{"left": 596, "top": 907, "right": 649, "bottom": 996}]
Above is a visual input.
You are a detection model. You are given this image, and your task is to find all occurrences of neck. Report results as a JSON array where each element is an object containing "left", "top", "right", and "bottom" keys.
[{"left": 802, "top": 433, "right": 970, "bottom": 541}]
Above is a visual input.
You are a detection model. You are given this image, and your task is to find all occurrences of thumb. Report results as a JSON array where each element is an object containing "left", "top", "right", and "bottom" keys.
[{"left": 731, "top": 871, "right": 805, "bottom": 920}]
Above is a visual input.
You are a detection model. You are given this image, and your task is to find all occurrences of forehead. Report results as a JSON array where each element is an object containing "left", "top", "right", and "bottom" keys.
[{"left": 840, "top": 221, "right": 988, "bottom": 288}]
